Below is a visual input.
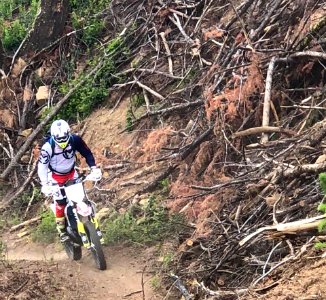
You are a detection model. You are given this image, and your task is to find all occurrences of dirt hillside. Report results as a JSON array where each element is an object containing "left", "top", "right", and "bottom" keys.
[{"left": 1, "top": 0, "right": 326, "bottom": 299}]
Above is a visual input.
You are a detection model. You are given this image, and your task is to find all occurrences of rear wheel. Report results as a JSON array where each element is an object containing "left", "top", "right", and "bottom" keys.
[
  {"left": 84, "top": 220, "right": 107, "bottom": 270},
  {"left": 63, "top": 240, "right": 82, "bottom": 261}
]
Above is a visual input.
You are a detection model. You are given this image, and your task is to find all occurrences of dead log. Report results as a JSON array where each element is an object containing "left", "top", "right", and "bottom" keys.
[
  {"left": 139, "top": 165, "right": 177, "bottom": 194},
  {"left": 233, "top": 126, "right": 296, "bottom": 138},
  {"left": 261, "top": 57, "right": 277, "bottom": 143},
  {"left": 239, "top": 215, "right": 326, "bottom": 246},
  {"left": 9, "top": 216, "right": 41, "bottom": 232},
  {"left": 225, "top": 0, "right": 256, "bottom": 30},
  {"left": 279, "top": 161, "right": 326, "bottom": 179},
  {"left": 170, "top": 274, "right": 193, "bottom": 300},
  {"left": 194, "top": 280, "right": 247, "bottom": 298}
]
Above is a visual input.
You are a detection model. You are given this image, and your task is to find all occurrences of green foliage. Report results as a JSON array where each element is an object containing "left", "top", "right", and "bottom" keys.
[
  {"left": 2, "top": 19, "right": 26, "bottom": 50},
  {"left": 0, "top": 0, "right": 15, "bottom": 19},
  {"left": 315, "top": 242, "right": 326, "bottom": 249},
  {"left": 318, "top": 203, "right": 326, "bottom": 213},
  {"left": 318, "top": 219, "right": 326, "bottom": 232},
  {"left": 162, "top": 251, "right": 173, "bottom": 270},
  {"left": 19, "top": 187, "right": 42, "bottom": 205},
  {"left": 31, "top": 210, "right": 57, "bottom": 243},
  {"left": 7, "top": 211, "right": 22, "bottom": 227},
  {"left": 103, "top": 195, "right": 184, "bottom": 244},
  {"left": 56, "top": 36, "right": 126, "bottom": 120},
  {"left": 126, "top": 108, "right": 133, "bottom": 132},
  {"left": 0, "top": 0, "right": 40, "bottom": 51},
  {"left": 160, "top": 178, "right": 170, "bottom": 194},
  {"left": 319, "top": 173, "right": 326, "bottom": 196},
  {"left": 317, "top": 173, "right": 326, "bottom": 233},
  {"left": 150, "top": 275, "right": 161, "bottom": 290},
  {"left": 131, "top": 94, "right": 145, "bottom": 109},
  {"left": 69, "top": 0, "right": 111, "bottom": 46}
]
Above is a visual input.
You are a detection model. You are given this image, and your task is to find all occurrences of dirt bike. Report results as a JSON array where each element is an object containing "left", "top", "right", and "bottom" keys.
[{"left": 50, "top": 174, "right": 107, "bottom": 270}]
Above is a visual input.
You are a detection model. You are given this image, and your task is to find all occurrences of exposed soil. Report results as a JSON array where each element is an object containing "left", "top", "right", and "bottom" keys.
[
  {"left": 247, "top": 257, "right": 326, "bottom": 300},
  {"left": 1, "top": 234, "right": 160, "bottom": 300}
]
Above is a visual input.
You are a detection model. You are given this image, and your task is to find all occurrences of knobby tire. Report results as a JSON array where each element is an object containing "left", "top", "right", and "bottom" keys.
[{"left": 84, "top": 220, "right": 107, "bottom": 270}]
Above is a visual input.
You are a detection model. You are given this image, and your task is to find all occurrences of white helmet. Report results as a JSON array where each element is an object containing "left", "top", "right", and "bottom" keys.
[{"left": 50, "top": 120, "right": 71, "bottom": 149}]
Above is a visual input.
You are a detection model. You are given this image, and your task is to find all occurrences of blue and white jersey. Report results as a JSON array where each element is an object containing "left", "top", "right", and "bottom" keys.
[{"left": 37, "top": 134, "right": 96, "bottom": 185}]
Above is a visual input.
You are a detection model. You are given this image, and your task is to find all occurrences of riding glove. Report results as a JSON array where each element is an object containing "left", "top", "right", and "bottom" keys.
[
  {"left": 41, "top": 184, "right": 52, "bottom": 196},
  {"left": 89, "top": 166, "right": 102, "bottom": 181}
]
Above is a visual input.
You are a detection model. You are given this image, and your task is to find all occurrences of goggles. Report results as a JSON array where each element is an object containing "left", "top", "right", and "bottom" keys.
[{"left": 54, "top": 134, "right": 70, "bottom": 149}]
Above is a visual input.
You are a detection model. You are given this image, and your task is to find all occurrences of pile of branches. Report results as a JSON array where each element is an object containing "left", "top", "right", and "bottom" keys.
[
  {"left": 103, "top": 0, "right": 326, "bottom": 298},
  {"left": 1, "top": 0, "right": 326, "bottom": 297}
]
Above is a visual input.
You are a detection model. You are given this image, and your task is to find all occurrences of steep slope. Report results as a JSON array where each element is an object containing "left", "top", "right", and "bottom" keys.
[{"left": 1, "top": 0, "right": 326, "bottom": 299}]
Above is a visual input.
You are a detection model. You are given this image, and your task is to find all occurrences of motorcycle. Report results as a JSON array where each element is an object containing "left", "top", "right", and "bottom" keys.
[{"left": 50, "top": 173, "right": 107, "bottom": 270}]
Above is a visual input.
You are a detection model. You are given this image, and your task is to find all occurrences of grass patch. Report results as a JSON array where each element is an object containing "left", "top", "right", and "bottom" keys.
[
  {"left": 103, "top": 195, "right": 184, "bottom": 244},
  {"left": 31, "top": 210, "right": 57, "bottom": 244}
]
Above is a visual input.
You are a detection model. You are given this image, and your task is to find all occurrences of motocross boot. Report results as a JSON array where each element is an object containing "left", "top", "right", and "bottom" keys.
[{"left": 56, "top": 217, "right": 69, "bottom": 243}]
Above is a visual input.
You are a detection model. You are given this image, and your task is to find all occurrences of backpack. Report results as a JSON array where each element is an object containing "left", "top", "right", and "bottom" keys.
[{"left": 42, "top": 131, "right": 75, "bottom": 158}]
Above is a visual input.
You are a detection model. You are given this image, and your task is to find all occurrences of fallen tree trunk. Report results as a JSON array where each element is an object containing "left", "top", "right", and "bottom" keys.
[
  {"left": 239, "top": 215, "right": 325, "bottom": 246},
  {"left": 9, "top": 216, "right": 41, "bottom": 232},
  {"left": 233, "top": 126, "right": 296, "bottom": 138}
]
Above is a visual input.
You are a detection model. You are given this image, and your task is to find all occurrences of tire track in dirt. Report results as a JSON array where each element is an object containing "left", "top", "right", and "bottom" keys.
[{"left": 4, "top": 236, "right": 159, "bottom": 300}]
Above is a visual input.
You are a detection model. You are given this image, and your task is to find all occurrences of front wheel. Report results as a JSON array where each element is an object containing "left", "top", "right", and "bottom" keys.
[{"left": 84, "top": 220, "right": 107, "bottom": 270}]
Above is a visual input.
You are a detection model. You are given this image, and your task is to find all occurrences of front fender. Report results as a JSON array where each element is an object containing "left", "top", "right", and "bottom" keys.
[{"left": 76, "top": 202, "right": 92, "bottom": 217}]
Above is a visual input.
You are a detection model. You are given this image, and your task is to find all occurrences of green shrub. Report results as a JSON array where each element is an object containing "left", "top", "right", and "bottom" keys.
[
  {"left": 160, "top": 178, "right": 170, "bottom": 195},
  {"left": 0, "top": 0, "right": 40, "bottom": 51},
  {"left": 126, "top": 108, "right": 133, "bottom": 132},
  {"left": 103, "top": 195, "right": 184, "bottom": 244},
  {"left": 319, "top": 173, "right": 326, "bottom": 196},
  {"left": 0, "top": 0, "right": 15, "bottom": 19},
  {"left": 69, "top": 0, "right": 111, "bottom": 46},
  {"left": 31, "top": 210, "right": 57, "bottom": 243},
  {"left": 315, "top": 173, "right": 326, "bottom": 249},
  {"left": 318, "top": 173, "right": 326, "bottom": 233},
  {"left": 19, "top": 186, "right": 42, "bottom": 205},
  {"left": 2, "top": 19, "right": 26, "bottom": 50},
  {"left": 315, "top": 241, "right": 326, "bottom": 249},
  {"left": 131, "top": 94, "right": 145, "bottom": 109},
  {"left": 56, "top": 36, "right": 126, "bottom": 120}
]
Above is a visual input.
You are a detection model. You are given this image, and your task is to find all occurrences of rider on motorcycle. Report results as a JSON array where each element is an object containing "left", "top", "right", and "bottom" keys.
[{"left": 37, "top": 119, "right": 102, "bottom": 242}]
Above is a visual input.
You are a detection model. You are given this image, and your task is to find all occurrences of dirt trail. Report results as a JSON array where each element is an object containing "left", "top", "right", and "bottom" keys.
[{"left": 4, "top": 235, "right": 159, "bottom": 300}]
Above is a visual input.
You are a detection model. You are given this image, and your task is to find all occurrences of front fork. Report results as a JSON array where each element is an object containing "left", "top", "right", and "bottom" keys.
[
  {"left": 73, "top": 208, "right": 105, "bottom": 248},
  {"left": 91, "top": 216, "right": 105, "bottom": 244}
]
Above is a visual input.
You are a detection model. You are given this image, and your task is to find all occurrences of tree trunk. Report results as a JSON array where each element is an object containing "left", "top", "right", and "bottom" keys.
[{"left": 21, "top": 0, "right": 69, "bottom": 55}]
